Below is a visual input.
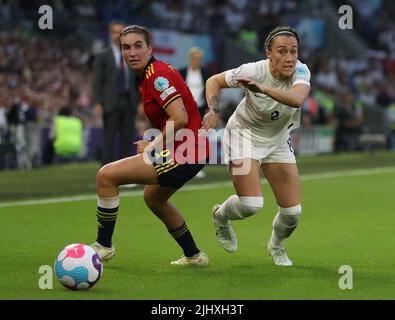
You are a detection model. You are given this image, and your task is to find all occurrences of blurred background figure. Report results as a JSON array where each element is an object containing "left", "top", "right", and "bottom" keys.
[
  {"left": 300, "top": 91, "right": 319, "bottom": 129},
  {"left": 46, "top": 106, "right": 84, "bottom": 164},
  {"left": 0, "top": 93, "right": 15, "bottom": 170},
  {"left": 179, "top": 47, "right": 212, "bottom": 178},
  {"left": 334, "top": 91, "right": 364, "bottom": 152},
  {"left": 388, "top": 102, "right": 395, "bottom": 149},
  {"left": 24, "top": 95, "right": 42, "bottom": 169},
  {"left": 179, "top": 47, "right": 211, "bottom": 119},
  {"left": 92, "top": 20, "right": 139, "bottom": 165},
  {"left": 5, "top": 92, "right": 30, "bottom": 169}
]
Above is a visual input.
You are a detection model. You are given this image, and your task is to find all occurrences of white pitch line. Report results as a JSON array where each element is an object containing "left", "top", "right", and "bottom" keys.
[{"left": 1, "top": 166, "right": 395, "bottom": 209}]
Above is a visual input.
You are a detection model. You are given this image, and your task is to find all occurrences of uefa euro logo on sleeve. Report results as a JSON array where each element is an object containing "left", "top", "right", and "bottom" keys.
[
  {"left": 295, "top": 66, "right": 308, "bottom": 76},
  {"left": 154, "top": 77, "right": 170, "bottom": 92}
]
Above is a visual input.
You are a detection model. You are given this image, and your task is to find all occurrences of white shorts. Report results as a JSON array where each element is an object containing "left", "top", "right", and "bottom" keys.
[
  {"left": 223, "top": 128, "right": 296, "bottom": 164},
  {"left": 259, "top": 138, "right": 296, "bottom": 164}
]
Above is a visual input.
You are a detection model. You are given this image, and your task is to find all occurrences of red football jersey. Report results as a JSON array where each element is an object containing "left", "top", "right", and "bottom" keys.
[{"left": 138, "top": 58, "right": 208, "bottom": 163}]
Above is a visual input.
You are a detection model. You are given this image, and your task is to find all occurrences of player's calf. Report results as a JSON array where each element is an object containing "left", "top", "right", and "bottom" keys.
[{"left": 269, "top": 204, "right": 302, "bottom": 249}]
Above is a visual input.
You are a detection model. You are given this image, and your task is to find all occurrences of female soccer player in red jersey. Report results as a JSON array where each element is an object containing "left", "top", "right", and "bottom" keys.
[{"left": 91, "top": 25, "right": 208, "bottom": 266}]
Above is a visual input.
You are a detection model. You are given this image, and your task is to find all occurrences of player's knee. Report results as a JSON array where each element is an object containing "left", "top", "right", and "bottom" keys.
[
  {"left": 279, "top": 204, "right": 302, "bottom": 225},
  {"left": 280, "top": 204, "right": 302, "bottom": 216},
  {"left": 143, "top": 191, "right": 162, "bottom": 211},
  {"left": 238, "top": 196, "right": 264, "bottom": 218},
  {"left": 96, "top": 164, "right": 115, "bottom": 187},
  {"left": 143, "top": 191, "right": 154, "bottom": 209}
]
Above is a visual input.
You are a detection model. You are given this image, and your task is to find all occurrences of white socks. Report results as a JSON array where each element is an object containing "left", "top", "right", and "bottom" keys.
[
  {"left": 214, "top": 196, "right": 301, "bottom": 249},
  {"left": 97, "top": 195, "right": 120, "bottom": 209},
  {"left": 270, "top": 204, "right": 302, "bottom": 248}
]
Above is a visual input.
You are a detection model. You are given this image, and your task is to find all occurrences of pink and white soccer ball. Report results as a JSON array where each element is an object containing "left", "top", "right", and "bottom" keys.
[{"left": 54, "top": 243, "right": 103, "bottom": 290}]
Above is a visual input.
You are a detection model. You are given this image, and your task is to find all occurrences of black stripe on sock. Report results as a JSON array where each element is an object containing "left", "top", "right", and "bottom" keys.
[
  {"left": 168, "top": 222, "right": 199, "bottom": 257},
  {"left": 169, "top": 223, "right": 188, "bottom": 238},
  {"left": 96, "top": 211, "right": 118, "bottom": 219},
  {"left": 96, "top": 215, "right": 117, "bottom": 222},
  {"left": 96, "top": 206, "right": 119, "bottom": 248},
  {"left": 97, "top": 206, "right": 119, "bottom": 214}
]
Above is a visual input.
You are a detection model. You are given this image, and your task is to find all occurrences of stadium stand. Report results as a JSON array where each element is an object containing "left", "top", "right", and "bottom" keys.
[{"left": 0, "top": 0, "right": 394, "bottom": 169}]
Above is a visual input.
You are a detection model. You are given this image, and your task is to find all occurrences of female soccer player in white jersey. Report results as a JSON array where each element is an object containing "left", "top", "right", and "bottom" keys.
[{"left": 202, "top": 26, "right": 311, "bottom": 266}]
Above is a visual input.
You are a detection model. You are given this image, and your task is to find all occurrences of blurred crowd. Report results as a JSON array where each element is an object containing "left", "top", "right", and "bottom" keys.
[
  {"left": 0, "top": 35, "right": 93, "bottom": 124},
  {"left": 301, "top": 49, "right": 395, "bottom": 147},
  {"left": 0, "top": 34, "right": 94, "bottom": 169},
  {"left": 334, "top": 0, "right": 395, "bottom": 58},
  {"left": 1, "top": 0, "right": 395, "bottom": 170},
  {"left": 0, "top": 0, "right": 297, "bottom": 32}
]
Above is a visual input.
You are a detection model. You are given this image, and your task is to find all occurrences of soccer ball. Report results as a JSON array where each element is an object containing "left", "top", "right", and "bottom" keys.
[{"left": 54, "top": 243, "right": 103, "bottom": 290}]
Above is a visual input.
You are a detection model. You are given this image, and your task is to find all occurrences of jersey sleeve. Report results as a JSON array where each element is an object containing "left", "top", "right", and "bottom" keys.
[
  {"left": 150, "top": 69, "right": 181, "bottom": 109},
  {"left": 292, "top": 61, "right": 311, "bottom": 87},
  {"left": 224, "top": 61, "right": 261, "bottom": 88}
]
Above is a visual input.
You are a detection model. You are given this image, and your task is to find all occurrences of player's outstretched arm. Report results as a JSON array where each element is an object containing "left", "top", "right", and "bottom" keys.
[{"left": 236, "top": 76, "right": 310, "bottom": 108}]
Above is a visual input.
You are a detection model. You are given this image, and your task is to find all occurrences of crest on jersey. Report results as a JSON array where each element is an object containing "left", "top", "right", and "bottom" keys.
[
  {"left": 154, "top": 77, "right": 170, "bottom": 92},
  {"left": 295, "top": 66, "right": 308, "bottom": 76}
]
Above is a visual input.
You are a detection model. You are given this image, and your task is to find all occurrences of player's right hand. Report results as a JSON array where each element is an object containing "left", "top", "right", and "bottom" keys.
[
  {"left": 235, "top": 77, "right": 266, "bottom": 94},
  {"left": 201, "top": 111, "right": 220, "bottom": 131}
]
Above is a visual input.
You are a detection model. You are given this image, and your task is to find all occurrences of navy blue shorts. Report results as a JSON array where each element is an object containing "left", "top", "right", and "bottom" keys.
[{"left": 147, "top": 149, "right": 205, "bottom": 189}]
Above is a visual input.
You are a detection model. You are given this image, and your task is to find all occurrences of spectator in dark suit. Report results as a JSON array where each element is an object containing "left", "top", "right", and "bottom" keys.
[
  {"left": 334, "top": 91, "right": 364, "bottom": 152},
  {"left": 93, "top": 20, "right": 139, "bottom": 165},
  {"left": 179, "top": 47, "right": 211, "bottom": 119}
]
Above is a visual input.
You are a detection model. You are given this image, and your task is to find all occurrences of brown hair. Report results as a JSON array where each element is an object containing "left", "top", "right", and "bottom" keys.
[
  {"left": 264, "top": 26, "right": 299, "bottom": 50},
  {"left": 119, "top": 25, "right": 151, "bottom": 46}
]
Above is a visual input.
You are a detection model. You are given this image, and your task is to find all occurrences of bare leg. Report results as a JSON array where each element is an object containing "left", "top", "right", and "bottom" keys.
[
  {"left": 261, "top": 163, "right": 300, "bottom": 207},
  {"left": 230, "top": 159, "right": 263, "bottom": 197},
  {"left": 96, "top": 153, "right": 158, "bottom": 198},
  {"left": 95, "top": 153, "right": 158, "bottom": 249},
  {"left": 144, "top": 184, "right": 201, "bottom": 258},
  {"left": 143, "top": 185, "right": 181, "bottom": 229}
]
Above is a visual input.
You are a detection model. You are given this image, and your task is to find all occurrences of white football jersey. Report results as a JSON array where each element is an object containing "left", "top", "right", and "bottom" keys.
[{"left": 224, "top": 59, "right": 310, "bottom": 150}]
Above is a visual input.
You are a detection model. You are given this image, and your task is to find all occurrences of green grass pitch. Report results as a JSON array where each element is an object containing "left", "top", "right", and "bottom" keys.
[{"left": 1, "top": 152, "right": 395, "bottom": 300}]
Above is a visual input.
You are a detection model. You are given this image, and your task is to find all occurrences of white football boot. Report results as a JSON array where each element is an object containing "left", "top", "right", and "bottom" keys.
[
  {"left": 267, "top": 242, "right": 293, "bottom": 266},
  {"left": 90, "top": 242, "right": 115, "bottom": 261},
  {"left": 212, "top": 204, "right": 237, "bottom": 253},
  {"left": 170, "top": 251, "right": 209, "bottom": 266}
]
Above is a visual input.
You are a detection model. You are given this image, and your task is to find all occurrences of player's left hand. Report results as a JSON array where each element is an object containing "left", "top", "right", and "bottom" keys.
[
  {"left": 236, "top": 77, "right": 267, "bottom": 94},
  {"left": 134, "top": 140, "right": 151, "bottom": 154}
]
